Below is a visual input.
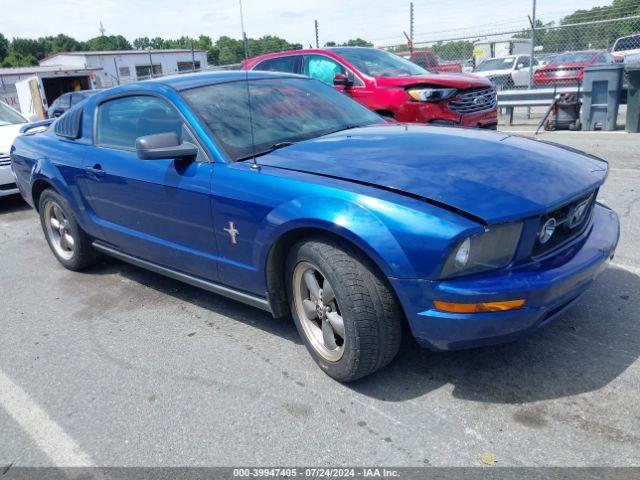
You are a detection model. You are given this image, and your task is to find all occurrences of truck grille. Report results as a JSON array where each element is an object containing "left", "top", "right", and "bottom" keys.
[
  {"left": 0, "top": 154, "right": 11, "bottom": 167},
  {"left": 532, "top": 190, "right": 598, "bottom": 257},
  {"left": 448, "top": 87, "right": 497, "bottom": 114}
]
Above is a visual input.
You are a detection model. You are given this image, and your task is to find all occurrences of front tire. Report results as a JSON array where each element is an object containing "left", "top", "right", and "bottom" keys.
[
  {"left": 39, "top": 189, "right": 101, "bottom": 270},
  {"left": 286, "top": 238, "right": 402, "bottom": 382}
]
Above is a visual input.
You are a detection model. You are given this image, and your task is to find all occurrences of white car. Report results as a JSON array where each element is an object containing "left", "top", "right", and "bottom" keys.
[
  {"left": 473, "top": 55, "right": 539, "bottom": 89},
  {"left": 612, "top": 34, "right": 640, "bottom": 64},
  {"left": 0, "top": 101, "right": 28, "bottom": 197}
]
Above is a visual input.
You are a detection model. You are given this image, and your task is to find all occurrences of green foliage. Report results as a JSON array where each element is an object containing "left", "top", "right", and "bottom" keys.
[
  {"left": 513, "top": 0, "right": 640, "bottom": 54},
  {"left": 323, "top": 38, "right": 373, "bottom": 47},
  {"left": 0, "top": 33, "right": 9, "bottom": 61},
  {"left": 1, "top": 51, "right": 37, "bottom": 67},
  {"left": 432, "top": 40, "right": 474, "bottom": 61},
  {"left": 83, "top": 35, "right": 132, "bottom": 51}
]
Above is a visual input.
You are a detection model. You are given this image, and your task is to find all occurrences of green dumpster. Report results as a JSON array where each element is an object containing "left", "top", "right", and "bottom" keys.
[
  {"left": 626, "top": 65, "right": 640, "bottom": 133},
  {"left": 581, "top": 64, "right": 625, "bottom": 131}
]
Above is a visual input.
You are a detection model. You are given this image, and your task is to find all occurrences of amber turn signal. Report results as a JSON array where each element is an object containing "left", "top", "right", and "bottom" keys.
[{"left": 433, "top": 299, "right": 526, "bottom": 313}]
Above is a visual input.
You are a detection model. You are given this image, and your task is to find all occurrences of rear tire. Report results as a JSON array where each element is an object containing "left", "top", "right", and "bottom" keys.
[
  {"left": 39, "top": 189, "right": 101, "bottom": 271},
  {"left": 286, "top": 238, "right": 402, "bottom": 382}
]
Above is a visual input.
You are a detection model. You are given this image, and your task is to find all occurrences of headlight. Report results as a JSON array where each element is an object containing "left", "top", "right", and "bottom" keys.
[
  {"left": 440, "top": 222, "right": 523, "bottom": 278},
  {"left": 407, "top": 88, "right": 458, "bottom": 102}
]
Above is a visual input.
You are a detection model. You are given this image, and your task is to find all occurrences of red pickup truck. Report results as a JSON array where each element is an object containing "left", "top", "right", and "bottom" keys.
[{"left": 396, "top": 50, "right": 463, "bottom": 73}]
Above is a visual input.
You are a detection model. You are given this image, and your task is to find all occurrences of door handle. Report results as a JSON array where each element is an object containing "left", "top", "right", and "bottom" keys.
[{"left": 86, "top": 164, "right": 105, "bottom": 178}]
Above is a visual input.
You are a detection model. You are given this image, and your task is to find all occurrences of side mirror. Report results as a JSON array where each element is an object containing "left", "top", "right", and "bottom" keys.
[
  {"left": 333, "top": 72, "right": 354, "bottom": 87},
  {"left": 516, "top": 63, "right": 525, "bottom": 70},
  {"left": 135, "top": 132, "right": 198, "bottom": 161}
]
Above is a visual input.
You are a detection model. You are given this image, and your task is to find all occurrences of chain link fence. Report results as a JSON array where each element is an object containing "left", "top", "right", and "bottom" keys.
[{"left": 383, "top": 15, "right": 640, "bottom": 90}]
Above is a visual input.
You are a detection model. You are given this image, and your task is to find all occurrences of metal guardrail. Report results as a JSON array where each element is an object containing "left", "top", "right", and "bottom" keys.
[
  {"left": 497, "top": 87, "right": 580, "bottom": 126},
  {"left": 497, "top": 85, "right": 629, "bottom": 125}
]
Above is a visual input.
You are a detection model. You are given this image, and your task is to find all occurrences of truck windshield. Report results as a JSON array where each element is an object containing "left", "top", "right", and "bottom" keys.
[
  {"left": 330, "top": 48, "right": 428, "bottom": 77},
  {"left": 475, "top": 58, "right": 515, "bottom": 72},
  {"left": 0, "top": 102, "right": 27, "bottom": 126},
  {"left": 182, "top": 77, "right": 382, "bottom": 162}
]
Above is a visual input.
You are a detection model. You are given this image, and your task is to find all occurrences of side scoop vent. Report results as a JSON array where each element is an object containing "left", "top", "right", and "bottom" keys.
[{"left": 54, "top": 107, "right": 83, "bottom": 139}]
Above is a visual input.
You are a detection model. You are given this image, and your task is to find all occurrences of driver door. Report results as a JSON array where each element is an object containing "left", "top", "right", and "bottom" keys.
[{"left": 83, "top": 94, "right": 219, "bottom": 281}]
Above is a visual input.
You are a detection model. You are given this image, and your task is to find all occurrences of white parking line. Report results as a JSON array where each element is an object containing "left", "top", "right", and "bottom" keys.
[{"left": 0, "top": 369, "right": 93, "bottom": 467}]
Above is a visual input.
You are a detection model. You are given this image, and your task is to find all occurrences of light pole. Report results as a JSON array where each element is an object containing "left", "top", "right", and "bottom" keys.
[{"left": 528, "top": 0, "right": 537, "bottom": 89}]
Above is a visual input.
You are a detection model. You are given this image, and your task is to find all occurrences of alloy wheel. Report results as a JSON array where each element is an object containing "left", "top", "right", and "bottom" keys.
[
  {"left": 292, "top": 261, "right": 346, "bottom": 362},
  {"left": 43, "top": 201, "right": 75, "bottom": 261}
]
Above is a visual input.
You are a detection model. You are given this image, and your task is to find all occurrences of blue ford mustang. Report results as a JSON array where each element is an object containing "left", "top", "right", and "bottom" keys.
[{"left": 11, "top": 71, "right": 619, "bottom": 381}]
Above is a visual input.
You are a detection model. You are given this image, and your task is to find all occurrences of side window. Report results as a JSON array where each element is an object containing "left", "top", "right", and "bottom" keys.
[
  {"left": 519, "top": 56, "right": 530, "bottom": 68},
  {"left": 96, "top": 96, "right": 185, "bottom": 149},
  {"left": 255, "top": 55, "right": 300, "bottom": 73},
  {"left": 302, "top": 55, "right": 346, "bottom": 85}
]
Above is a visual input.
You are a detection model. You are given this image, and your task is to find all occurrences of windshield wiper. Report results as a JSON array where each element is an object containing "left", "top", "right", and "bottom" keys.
[{"left": 237, "top": 141, "right": 297, "bottom": 162}]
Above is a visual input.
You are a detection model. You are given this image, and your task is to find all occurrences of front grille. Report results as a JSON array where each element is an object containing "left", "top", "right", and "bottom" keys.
[
  {"left": 0, "top": 154, "right": 10, "bottom": 167},
  {"left": 532, "top": 190, "right": 598, "bottom": 257},
  {"left": 448, "top": 87, "right": 497, "bottom": 114}
]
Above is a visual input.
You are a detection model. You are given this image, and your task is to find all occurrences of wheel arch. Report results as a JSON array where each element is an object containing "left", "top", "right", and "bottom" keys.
[
  {"left": 264, "top": 225, "right": 406, "bottom": 319},
  {"left": 31, "top": 178, "right": 57, "bottom": 212}
]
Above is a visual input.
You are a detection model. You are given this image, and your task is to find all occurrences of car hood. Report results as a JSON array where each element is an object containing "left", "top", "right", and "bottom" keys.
[
  {"left": 259, "top": 125, "right": 608, "bottom": 224},
  {"left": 374, "top": 73, "right": 490, "bottom": 89},
  {"left": 0, "top": 124, "right": 24, "bottom": 154}
]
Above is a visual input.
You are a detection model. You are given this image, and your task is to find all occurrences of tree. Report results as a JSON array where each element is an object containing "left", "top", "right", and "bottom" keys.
[
  {"left": 322, "top": 39, "right": 372, "bottom": 47},
  {"left": 133, "top": 37, "right": 151, "bottom": 50},
  {"left": 1, "top": 51, "right": 37, "bottom": 67},
  {"left": 43, "top": 34, "right": 82, "bottom": 54},
  {"left": 342, "top": 38, "right": 373, "bottom": 47},
  {"left": 0, "top": 33, "right": 9, "bottom": 62},
  {"left": 83, "top": 35, "right": 131, "bottom": 51},
  {"left": 10, "top": 38, "right": 48, "bottom": 60}
]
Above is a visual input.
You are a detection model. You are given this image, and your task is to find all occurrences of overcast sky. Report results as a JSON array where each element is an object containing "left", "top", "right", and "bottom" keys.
[{"left": 1, "top": 0, "right": 612, "bottom": 47}]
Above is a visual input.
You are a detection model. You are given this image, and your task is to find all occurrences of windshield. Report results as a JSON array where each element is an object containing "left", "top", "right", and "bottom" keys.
[
  {"left": 475, "top": 58, "right": 515, "bottom": 72},
  {"left": 0, "top": 102, "right": 27, "bottom": 126},
  {"left": 330, "top": 48, "right": 428, "bottom": 77},
  {"left": 182, "top": 77, "right": 381, "bottom": 161},
  {"left": 549, "top": 52, "right": 596, "bottom": 65}
]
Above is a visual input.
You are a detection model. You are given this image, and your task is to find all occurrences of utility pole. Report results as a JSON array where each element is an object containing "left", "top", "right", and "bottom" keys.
[
  {"left": 191, "top": 39, "right": 196, "bottom": 71},
  {"left": 314, "top": 20, "right": 319, "bottom": 48},
  {"left": 528, "top": 0, "right": 537, "bottom": 89},
  {"left": 113, "top": 57, "right": 121, "bottom": 85},
  {"left": 409, "top": 2, "right": 414, "bottom": 54},
  {"left": 99, "top": 21, "right": 106, "bottom": 36}
]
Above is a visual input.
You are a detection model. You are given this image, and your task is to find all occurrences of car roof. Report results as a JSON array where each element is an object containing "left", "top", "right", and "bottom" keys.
[{"left": 149, "top": 70, "right": 303, "bottom": 91}]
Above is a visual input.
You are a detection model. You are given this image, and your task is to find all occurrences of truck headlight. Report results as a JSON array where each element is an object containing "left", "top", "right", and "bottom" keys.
[
  {"left": 440, "top": 222, "right": 523, "bottom": 278},
  {"left": 407, "top": 88, "right": 458, "bottom": 102}
]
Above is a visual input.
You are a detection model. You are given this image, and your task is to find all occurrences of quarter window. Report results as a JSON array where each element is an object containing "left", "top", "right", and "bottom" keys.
[
  {"left": 303, "top": 55, "right": 346, "bottom": 85},
  {"left": 96, "top": 95, "right": 185, "bottom": 149}
]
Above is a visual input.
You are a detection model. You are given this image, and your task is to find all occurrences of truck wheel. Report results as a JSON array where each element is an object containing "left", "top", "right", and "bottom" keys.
[
  {"left": 39, "top": 189, "right": 101, "bottom": 271},
  {"left": 286, "top": 238, "right": 402, "bottom": 382}
]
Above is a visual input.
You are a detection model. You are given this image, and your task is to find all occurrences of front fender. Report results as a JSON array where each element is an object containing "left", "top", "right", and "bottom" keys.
[{"left": 255, "top": 195, "right": 417, "bottom": 279}]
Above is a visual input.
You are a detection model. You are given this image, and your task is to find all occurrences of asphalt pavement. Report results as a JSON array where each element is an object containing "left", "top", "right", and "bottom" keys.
[{"left": 0, "top": 129, "right": 639, "bottom": 468}]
